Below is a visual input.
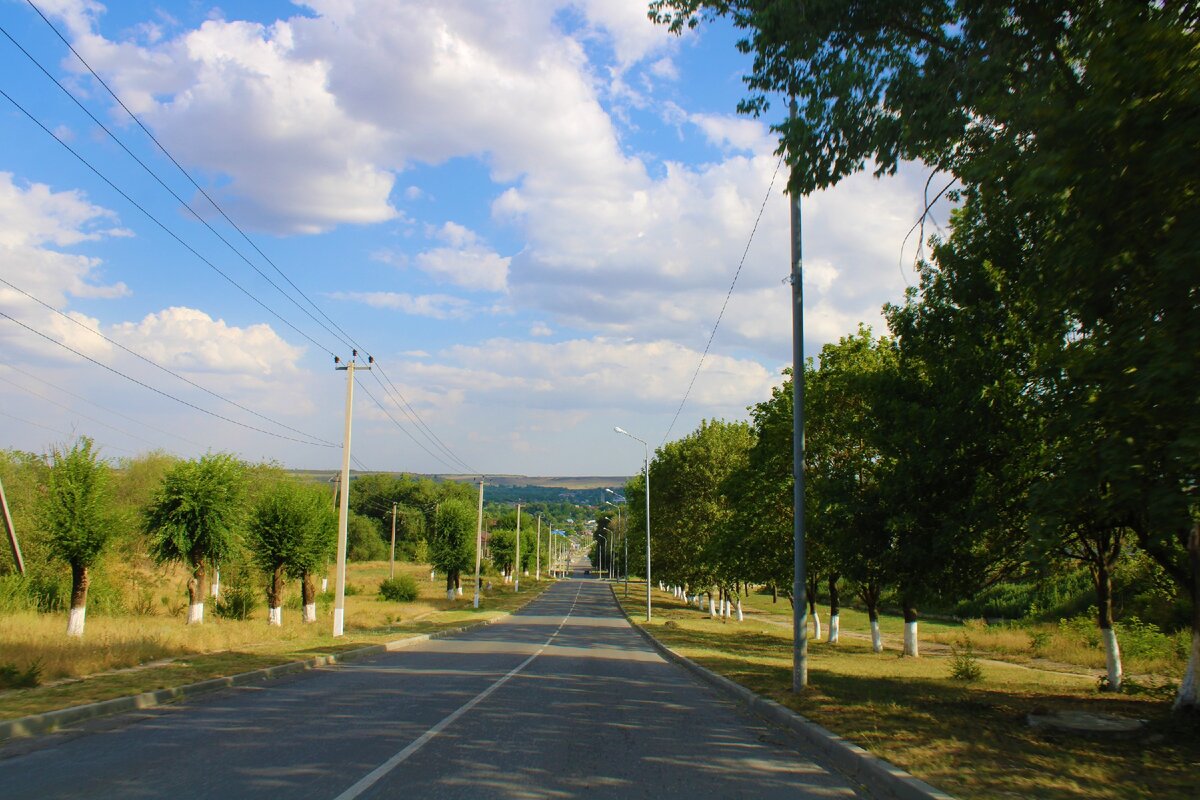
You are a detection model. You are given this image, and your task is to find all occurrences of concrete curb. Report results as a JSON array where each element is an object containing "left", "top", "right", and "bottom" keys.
[
  {"left": 0, "top": 598, "right": 532, "bottom": 742},
  {"left": 612, "top": 586, "right": 955, "bottom": 800}
]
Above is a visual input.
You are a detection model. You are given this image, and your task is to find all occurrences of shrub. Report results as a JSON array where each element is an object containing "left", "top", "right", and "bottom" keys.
[
  {"left": 1115, "top": 616, "right": 1175, "bottom": 661},
  {"left": 1058, "top": 608, "right": 1101, "bottom": 648},
  {"left": 213, "top": 564, "right": 258, "bottom": 620},
  {"left": 0, "top": 660, "right": 41, "bottom": 689},
  {"left": 379, "top": 574, "right": 419, "bottom": 602},
  {"left": 949, "top": 635, "right": 983, "bottom": 682}
]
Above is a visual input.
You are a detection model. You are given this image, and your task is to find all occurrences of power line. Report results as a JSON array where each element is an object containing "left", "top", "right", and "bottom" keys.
[
  {"left": 22, "top": 0, "right": 368, "bottom": 357},
  {"left": 0, "top": 20, "right": 356, "bottom": 356},
  {"left": 0, "top": 360, "right": 207, "bottom": 449},
  {"left": 0, "top": 86, "right": 340, "bottom": 358},
  {"left": 0, "top": 408, "right": 137, "bottom": 456},
  {"left": 369, "top": 366, "right": 478, "bottom": 474},
  {"left": 353, "top": 376, "right": 468, "bottom": 474},
  {"left": 659, "top": 152, "right": 784, "bottom": 446},
  {"left": 0, "top": 309, "right": 335, "bottom": 448},
  {"left": 3, "top": 370, "right": 169, "bottom": 449},
  {"left": 0, "top": 277, "right": 337, "bottom": 447}
]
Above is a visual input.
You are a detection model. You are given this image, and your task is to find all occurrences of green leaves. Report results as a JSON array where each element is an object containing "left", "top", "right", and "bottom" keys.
[
  {"left": 143, "top": 453, "right": 246, "bottom": 570},
  {"left": 41, "top": 437, "right": 113, "bottom": 569}
]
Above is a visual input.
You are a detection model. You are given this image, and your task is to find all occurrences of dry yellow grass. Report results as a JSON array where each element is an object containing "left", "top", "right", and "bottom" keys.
[{"left": 0, "top": 560, "right": 550, "bottom": 719}]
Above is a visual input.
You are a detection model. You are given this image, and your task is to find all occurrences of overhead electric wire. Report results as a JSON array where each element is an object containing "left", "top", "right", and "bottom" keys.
[
  {"left": 0, "top": 408, "right": 136, "bottom": 455},
  {"left": 659, "top": 153, "right": 784, "bottom": 446},
  {"left": 14, "top": 2, "right": 483, "bottom": 473},
  {"left": 353, "top": 376, "right": 467, "bottom": 474},
  {"left": 0, "top": 309, "right": 335, "bottom": 448},
  {"left": 0, "top": 86, "right": 341, "bottom": 359},
  {"left": 3, "top": 372, "right": 168, "bottom": 449},
  {"left": 0, "top": 360, "right": 208, "bottom": 449},
  {"left": 368, "top": 366, "right": 478, "bottom": 474},
  {"left": 0, "top": 277, "right": 337, "bottom": 447},
  {"left": 0, "top": 21, "right": 355, "bottom": 356},
  {"left": 23, "top": 0, "right": 368, "bottom": 356}
]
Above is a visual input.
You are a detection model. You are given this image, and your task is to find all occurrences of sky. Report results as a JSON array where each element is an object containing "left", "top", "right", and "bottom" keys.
[{"left": 0, "top": 0, "right": 949, "bottom": 478}]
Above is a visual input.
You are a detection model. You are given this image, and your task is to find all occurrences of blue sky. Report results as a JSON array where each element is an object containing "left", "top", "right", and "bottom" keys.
[{"left": 0, "top": 0, "right": 947, "bottom": 477}]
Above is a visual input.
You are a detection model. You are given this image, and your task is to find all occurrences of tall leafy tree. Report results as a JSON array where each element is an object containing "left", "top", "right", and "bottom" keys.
[
  {"left": 41, "top": 437, "right": 113, "bottom": 638},
  {"left": 144, "top": 453, "right": 246, "bottom": 624},
  {"left": 247, "top": 480, "right": 335, "bottom": 626},
  {"left": 654, "top": 0, "right": 1198, "bottom": 708},
  {"left": 430, "top": 499, "right": 475, "bottom": 601}
]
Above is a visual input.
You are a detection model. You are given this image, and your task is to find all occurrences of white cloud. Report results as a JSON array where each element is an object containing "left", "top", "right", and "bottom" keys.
[
  {"left": 414, "top": 223, "right": 510, "bottom": 292},
  {"left": 109, "top": 307, "right": 305, "bottom": 375},
  {"left": 329, "top": 291, "right": 472, "bottom": 320},
  {"left": 530, "top": 322, "right": 553, "bottom": 337}
]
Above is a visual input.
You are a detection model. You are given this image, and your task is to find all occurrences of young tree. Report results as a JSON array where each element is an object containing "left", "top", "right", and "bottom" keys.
[
  {"left": 247, "top": 480, "right": 335, "bottom": 626},
  {"left": 430, "top": 499, "right": 475, "bottom": 601},
  {"left": 41, "top": 437, "right": 113, "bottom": 638},
  {"left": 144, "top": 454, "right": 246, "bottom": 624}
]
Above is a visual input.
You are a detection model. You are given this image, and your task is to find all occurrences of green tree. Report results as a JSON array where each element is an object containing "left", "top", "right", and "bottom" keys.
[
  {"left": 41, "top": 437, "right": 113, "bottom": 638},
  {"left": 656, "top": 0, "right": 1199, "bottom": 709},
  {"left": 489, "top": 528, "right": 516, "bottom": 580},
  {"left": 144, "top": 453, "right": 246, "bottom": 624},
  {"left": 247, "top": 480, "right": 335, "bottom": 625},
  {"left": 347, "top": 510, "right": 387, "bottom": 561},
  {"left": 430, "top": 499, "right": 475, "bottom": 601}
]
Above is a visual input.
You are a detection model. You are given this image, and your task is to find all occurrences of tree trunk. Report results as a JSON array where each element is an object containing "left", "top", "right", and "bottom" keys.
[
  {"left": 771, "top": 583, "right": 777, "bottom": 603},
  {"left": 211, "top": 567, "right": 220, "bottom": 598},
  {"left": 828, "top": 574, "right": 840, "bottom": 644},
  {"left": 267, "top": 563, "right": 285, "bottom": 626},
  {"left": 187, "top": 559, "right": 206, "bottom": 624},
  {"left": 66, "top": 562, "right": 89, "bottom": 638},
  {"left": 902, "top": 601, "right": 919, "bottom": 657},
  {"left": 1094, "top": 555, "right": 1123, "bottom": 691},
  {"left": 860, "top": 581, "right": 883, "bottom": 652},
  {"left": 301, "top": 571, "right": 317, "bottom": 623},
  {"left": 1175, "top": 521, "right": 1199, "bottom": 712},
  {"left": 736, "top": 597, "right": 743, "bottom": 622},
  {"left": 446, "top": 571, "right": 456, "bottom": 602}
]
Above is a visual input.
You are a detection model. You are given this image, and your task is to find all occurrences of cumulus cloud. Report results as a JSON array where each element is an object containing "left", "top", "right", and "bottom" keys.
[
  {"left": 414, "top": 223, "right": 510, "bottom": 292},
  {"left": 328, "top": 291, "right": 472, "bottom": 320},
  {"left": 110, "top": 307, "right": 305, "bottom": 375},
  {"left": 0, "top": 174, "right": 128, "bottom": 362}
]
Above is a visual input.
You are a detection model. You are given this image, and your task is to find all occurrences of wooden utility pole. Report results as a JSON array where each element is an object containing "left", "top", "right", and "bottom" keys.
[{"left": 1, "top": 476, "right": 24, "bottom": 575}]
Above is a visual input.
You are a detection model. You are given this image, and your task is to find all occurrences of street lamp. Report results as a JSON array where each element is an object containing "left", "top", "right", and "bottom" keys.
[
  {"left": 596, "top": 533, "right": 606, "bottom": 581},
  {"left": 614, "top": 426, "right": 651, "bottom": 622},
  {"left": 605, "top": 495, "right": 628, "bottom": 596}
]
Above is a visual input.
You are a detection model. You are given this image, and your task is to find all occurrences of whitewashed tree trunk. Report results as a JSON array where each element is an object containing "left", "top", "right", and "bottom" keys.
[
  {"left": 447, "top": 588, "right": 455, "bottom": 601},
  {"left": 268, "top": 606, "right": 282, "bottom": 626},
  {"left": 1175, "top": 633, "right": 1198, "bottom": 711},
  {"left": 430, "top": 570, "right": 435, "bottom": 582},
  {"left": 322, "top": 578, "right": 328, "bottom": 592},
  {"left": 1102, "top": 627, "right": 1123, "bottom": 691},
  {"left": 871, "top": 619, "right": 883, "bottom": 652},
  {"left": 188, "top": 602, "right": 204, "bottom": 625},
  {"left": 211, "top": 569, "right": 220, "bottom": 598},
  {"left": 828, "top": 614, "right": 840, "bottom": 644},
  {"left": 66, "top": 605, "right": 86, "bottom": 638},
  {"left": 736, "top": 598, "right": 743, "bottom": 622},
  {"left": 456, "top": 586, "right": 463, "bottom": 597},
  {"left": 812, "top": 612, "right": 821, "bottom": 641},
  {"left": 903, "top": 621, "right": 919, "bottom": 657},
  {"left": 304, "top": 603, "right": 317, "bottom": 623},
  {"left": 708, "top": 596, "right": 716, "bottom": 618}
]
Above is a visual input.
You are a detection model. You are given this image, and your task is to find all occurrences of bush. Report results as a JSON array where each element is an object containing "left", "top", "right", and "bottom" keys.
[
  {"left": 379, "top": 574, "right": 419, "bottom": 602},
  {"left": 949, "top": 635, "right": 983, "bottom": 682},
  {"left": 213, "top": 563, "right": 258, "bottom": 620},
  {"left": 1115, "top": 616, "right": 1177, "bottom": 661},
  {"left": 347, "top": 512, "right": 388, "bottom": 561},
  {"left": 0, "top": 660, "right": 41, "bottom": 689}
]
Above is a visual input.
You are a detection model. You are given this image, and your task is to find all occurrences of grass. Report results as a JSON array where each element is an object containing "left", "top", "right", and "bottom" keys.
[
  {"left": 0, "top": 561, "right": 548, "bottom": 721},
  {"left": 624, "top": 583, "right": 1199, "bottom": 800}
]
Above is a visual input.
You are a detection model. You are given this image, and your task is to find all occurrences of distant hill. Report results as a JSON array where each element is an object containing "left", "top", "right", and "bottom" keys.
[{"left": 288, "top": 470, "right": 629, "bottom": 490}]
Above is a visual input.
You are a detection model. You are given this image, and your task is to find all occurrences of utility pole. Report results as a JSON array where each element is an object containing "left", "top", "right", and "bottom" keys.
[
  {"left": 473, "top": 478, "right": 485, "bottom": 609},
  {"left": 390, "top": 502, "right": 398, "bottom": 579},
  {"left": 333, "top": 351, "right": 371, "bottom": 637},
  {"left": 514, "top": 503, "right": 522, "bottom": 592},
  {"left": 0, "top": 475, "right": 24, "bottom": 575},
  {"left": 535, "top": 513, "right": 541, "bottom": 581},
  {"left": 789, "top": 98, "right": 809, "bottom": 691}
]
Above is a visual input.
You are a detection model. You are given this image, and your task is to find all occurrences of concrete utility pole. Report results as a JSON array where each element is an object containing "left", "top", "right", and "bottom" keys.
[
  {"left": 615, "top": 427, "right": 651, "bottom": 621},
  {"left": 535, "top": 514, "right": 541, "bottom": 581},
  {"left": 789, "top": 98, "right": 809, "bottom": 691},
  {"left": 0, "top": 475, "right": 24, "bottom": 575},
  {"left": 390, "top": 502, "right": 398, "bottom": 579},
  {"left": 473, "top": 479, "right": 485, "bottom": 609},
  {"left": 333, "top": 351, "right": 371, "bottom": 637},
  {"left": 514, "top": 503, "right": 522, "bottom": 592}
]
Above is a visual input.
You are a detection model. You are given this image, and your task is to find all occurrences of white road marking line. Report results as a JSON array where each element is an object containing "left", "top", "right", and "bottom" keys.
[{"left": 332, "top": 582, "right": 585, "bottom": 800}]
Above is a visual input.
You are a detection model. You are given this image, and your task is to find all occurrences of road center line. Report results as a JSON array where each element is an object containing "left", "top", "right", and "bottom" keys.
[{"left": 332, "top": 582, "right": 585, "bottom": 800}]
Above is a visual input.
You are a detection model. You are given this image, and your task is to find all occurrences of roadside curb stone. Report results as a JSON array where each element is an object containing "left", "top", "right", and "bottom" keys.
[
  {"left": 612, "top": 584, "right": 956, "bottom": 800},
  {"left": 0, "top": 593, "right": 538, "bottom": 742}
]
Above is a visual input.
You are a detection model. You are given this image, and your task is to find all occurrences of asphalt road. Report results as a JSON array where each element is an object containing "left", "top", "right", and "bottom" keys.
[{"left": 0, "top": 576, "right": 865, "bottom": 799}]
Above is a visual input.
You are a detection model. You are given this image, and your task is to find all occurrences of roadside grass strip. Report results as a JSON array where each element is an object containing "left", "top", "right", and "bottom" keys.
[{"left": 619, "top": 582, "right": 1200, "bottom": 800}]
